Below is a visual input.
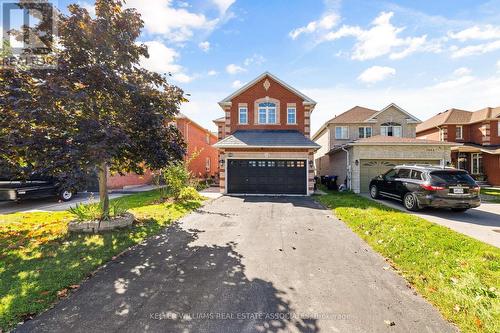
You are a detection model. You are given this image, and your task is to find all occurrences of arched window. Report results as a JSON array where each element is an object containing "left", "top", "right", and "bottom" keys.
[
  {"left": 381, "top": 122, "right": 402, "bottom": 137},
  {"left": 258, "top": 102, "right": 277, "bottom": 124}
]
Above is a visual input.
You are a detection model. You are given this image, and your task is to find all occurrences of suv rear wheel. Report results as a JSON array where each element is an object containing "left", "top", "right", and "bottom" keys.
[
  {"left": 403, "top": 192, "right": 419, "bottom": 211},
  {"left": 370, "top": 185, "right": 380, "bottom": 199}
]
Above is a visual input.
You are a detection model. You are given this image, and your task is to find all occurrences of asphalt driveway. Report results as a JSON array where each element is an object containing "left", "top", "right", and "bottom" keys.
[
  {"left": 17, "top": 196, "right": 456, "bottom": 333},
  {"left": 362, "top": 194, "right": 500, "bottom": 248}
]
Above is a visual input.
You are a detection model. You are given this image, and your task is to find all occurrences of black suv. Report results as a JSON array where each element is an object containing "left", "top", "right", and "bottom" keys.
[{"left": 369, "top": 165, "right": 481, "bottom": 212}]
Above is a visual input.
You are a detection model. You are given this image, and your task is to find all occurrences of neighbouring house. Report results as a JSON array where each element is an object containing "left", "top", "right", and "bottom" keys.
[
  {"left": 107, "top": 113, "right": 219, "bottom": 189},
  {"left": 313, "top": 104, "right": 458, "bottom": 193},
  {"left": 416, "top": 107, "right": 500, "bottom": 186},
  {"left": 175, "top": 113, "right": 219, "bottom": 179},
  {"left": 213, "top": 72, "right": 320, "bottom": 195}
]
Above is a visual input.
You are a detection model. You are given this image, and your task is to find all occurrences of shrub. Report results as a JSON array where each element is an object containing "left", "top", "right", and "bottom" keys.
[
  {"left": 162, "top": 161, "right": 191, "bottom": 199},
  {"left": 178, "top": 186, "right": 202, "bottom": 202}
]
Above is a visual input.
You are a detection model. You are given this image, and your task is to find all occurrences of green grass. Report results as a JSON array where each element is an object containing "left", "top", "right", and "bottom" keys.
[
  {"left": 315, "top": 191, "right": 499, "bottom": 333},
  {"left": 0, "top": 190, "right": 202, "bottom": 331},
  {"left": 481, "top": 188, "right": 500, "bottom": 203}
]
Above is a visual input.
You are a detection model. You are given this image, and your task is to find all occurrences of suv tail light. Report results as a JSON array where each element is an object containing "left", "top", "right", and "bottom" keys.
[
  {"left": 420, "top": 183, "right": 445, "bottom": 191},
  {"left": 471, "top": 186, "right": 481, "bottom": 193}
]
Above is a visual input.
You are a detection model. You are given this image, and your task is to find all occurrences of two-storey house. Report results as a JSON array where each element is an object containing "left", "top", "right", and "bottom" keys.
[
  {"left": 212, "top": 72, "right": 320, "bottom": 195},
  {"left": 416, "top": 107, "right": 500, "bottom": 185},
  {"left": 313, "top": 104, "right": 457, "bottom": 193}
]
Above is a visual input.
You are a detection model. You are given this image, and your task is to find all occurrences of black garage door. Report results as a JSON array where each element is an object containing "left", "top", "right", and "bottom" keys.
[{"left": 227, "top": 159, "right": 307, "bottom": 195}]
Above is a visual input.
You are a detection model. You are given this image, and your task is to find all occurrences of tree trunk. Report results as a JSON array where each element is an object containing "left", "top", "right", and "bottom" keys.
[{"left": 98, "top": 162, "right": 110, "bottom": 220}]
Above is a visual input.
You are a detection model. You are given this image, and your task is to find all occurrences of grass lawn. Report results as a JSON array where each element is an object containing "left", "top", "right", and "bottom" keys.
[
  {"left": 481, "top": 188, "right": 500, "bottom": 203},
  {"left": 0, "top": 190, "right": 202, "bottom": 331},
  {"left": 315, "top": 191, "right": 499, "bottom": 333}
]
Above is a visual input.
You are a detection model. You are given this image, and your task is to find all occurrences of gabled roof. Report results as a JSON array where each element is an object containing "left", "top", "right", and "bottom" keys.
[
  {"left": 416, "top": 106, "right": 500, "bottom": 133},
  {"left": 176, "top": 113, "right": 217, "bottom": 138},
  {"left": 365, "top": 103, "right": 421, "bottom": 124},
  {"left": 213, "top": 130, "right": 320, "bottom": 149},
  {"left": 218, "top": 72, "right": 316, "bottom": 107},
  {"left": 213, "top": 117, "right": 225, "bottom": 123},
  {"left": 312, "top": 104, "right": 420, "bottom": 141}
]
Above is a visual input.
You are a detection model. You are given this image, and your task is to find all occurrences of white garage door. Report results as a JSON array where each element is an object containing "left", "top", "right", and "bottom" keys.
[{"left": 359, "top": 160, "right": 441, "bottom": 193}]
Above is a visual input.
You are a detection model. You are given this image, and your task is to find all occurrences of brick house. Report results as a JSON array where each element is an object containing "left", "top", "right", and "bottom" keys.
[
  {"left": 213, "top": 72, "right": 320, "bottom": 195},
  {"left": 313, "top": 104, "right": 457, "bottom": 193},
  {"left": 107, "top": 113, "right": 218, "bottom": 189},
  {"left": 416, "top": 107, "right": 500, "bottom": 185}
]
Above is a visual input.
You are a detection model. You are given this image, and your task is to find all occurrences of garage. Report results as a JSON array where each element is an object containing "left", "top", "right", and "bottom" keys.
[
  {"left": 359, "top": 159, "right": 441, "bottom": 193},
  {"left": 227, "top": 159, "right": 307, "bottom": 195}
]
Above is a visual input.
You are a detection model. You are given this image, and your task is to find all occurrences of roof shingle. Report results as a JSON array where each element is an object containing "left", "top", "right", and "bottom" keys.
[{"left": 213, "top": 130, "right": 321, "bottom": 149}]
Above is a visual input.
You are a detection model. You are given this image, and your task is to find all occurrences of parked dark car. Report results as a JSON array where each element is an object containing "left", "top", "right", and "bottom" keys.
[
  {"left": 369, "top": 165, "right": 481, "bottom": 212},
  {"left": 0, "top": 176, "right": 76, "bottom": 202}
]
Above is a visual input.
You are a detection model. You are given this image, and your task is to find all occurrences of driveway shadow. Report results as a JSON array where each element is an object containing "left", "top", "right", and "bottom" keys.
[{"left": 17, "top": 224, "right": 318, "bottom": 333}]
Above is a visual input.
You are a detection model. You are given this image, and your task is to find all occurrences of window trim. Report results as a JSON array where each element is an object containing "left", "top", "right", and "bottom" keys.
[
  {"left": 455, "top": 125, "right": 463, "bottom": 140},
  {"left": 205, "top": 157, "right": 211, "bottom": 172},
  {"left": 257, "top": 102, "right": 277, "bottom": 124},
  {"left": 358, "top": 126, "right": 372, "bottom": 139},
  {"left": 287, "top": 107, "right": 297, "bottom": 124},
  {"left": 381, "top": 123, "right": 402, "bottom": 137},
  {"left": 471, "top": 153, "right": 483, "bottom": 175},
  {"left": 238, "top": 106, "right": 248, "bottom": 124},
  {"left": 497, "top": 121, "right": 500, "bottom": 137},
  {"left": 335, "top": 126, "right": 349, "bottom": 140}
]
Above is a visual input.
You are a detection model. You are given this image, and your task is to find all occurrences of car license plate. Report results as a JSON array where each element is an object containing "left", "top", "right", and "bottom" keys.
[{"left": 453, "top": 188, "right": 464, "bottom": 194}]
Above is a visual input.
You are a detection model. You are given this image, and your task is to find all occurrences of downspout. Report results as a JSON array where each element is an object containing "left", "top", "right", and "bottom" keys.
[{"left": 341, "top": 145, "right": 351, "bottom": 190}]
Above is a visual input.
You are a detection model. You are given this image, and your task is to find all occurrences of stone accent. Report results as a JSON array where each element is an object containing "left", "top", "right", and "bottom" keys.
[{"left": 68, "top": 212, "right": 135, "bottom": 233}]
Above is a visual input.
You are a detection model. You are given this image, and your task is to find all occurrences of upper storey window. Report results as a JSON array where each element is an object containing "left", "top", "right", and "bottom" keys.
[
  {"left": 258, "top": 102, "right": 277, "bottom": 124},
  {"left": 381, "top": 122, "right": 402, "bottom": 137},
  {"left": 239, "top": 107, "right": 248, "bottom": 124}
]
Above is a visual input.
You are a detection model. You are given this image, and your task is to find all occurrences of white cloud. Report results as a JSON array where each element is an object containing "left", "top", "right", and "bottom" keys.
[
  {"left": 289, "top": 13, "right": 340, "bottom": 39},
  {"left": 497, "top": 60, "right": 500, "bottom": 72},
  {"left": 140, "top": 41, "right": 193, "bottom": 83},
  {"left": 453, "top": 67, "right": 471, "bottom": 76},
  {"left": 198, "top": 41, "right": 210, "bottom": 52},
  {"left": 243, "top": 54, "right": 266, "bottom": 66},
  {"left": 306, "top": 75, "right": 500, "bottom": 134},
  {"left": 125, "top": 0, "right": 219, "bottom": 42},
  {"left": 207, "top": 70, "right": 218, "bottom": 76},
  {"left": 449, "top": 25, "right": 500, "bottom": 41},
  {"left": 232, "top": 80, "right": 243, "bottom": 88},
  {"left": 140, "top": 41, "right": 182, "bottom": 73},
  {"left": 320, "top": 11, "right": 436, "bottom": 60},
  {"left": 432, "top": 75, "right": 475, "bottom": 89},
  {"left": 212, "top": 0, "right": 236, "bottom": 15},
  {"left": 226, "top": 64, "right": 246, "bottom": 74},
  {"left": 450, "top": 40, "right": 500, "bottom": 58},
  {"left": 358, "top": 66, "right": 396, "bottom": 83},
  {"left": 172, "top": 73, "right": 194, "bottom": 83}
]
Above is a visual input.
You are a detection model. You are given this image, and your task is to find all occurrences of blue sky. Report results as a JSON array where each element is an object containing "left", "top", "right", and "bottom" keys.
[{"left": 50, "top": 1, "right": 500, "bottom": 132}]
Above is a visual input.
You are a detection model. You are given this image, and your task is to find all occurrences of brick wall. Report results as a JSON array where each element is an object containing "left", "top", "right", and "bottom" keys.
[
  {"left": 484, "top": 153, "right": 500, "bottom": 186},
  {"left": 228, "top": 76, "right": 308, "bottom": 135},
  {"left": 177, "top": 118, "right": 219, "bottom": 179},
  {"left": 107, "top": 170, "right": 154, "bottom": 189}
]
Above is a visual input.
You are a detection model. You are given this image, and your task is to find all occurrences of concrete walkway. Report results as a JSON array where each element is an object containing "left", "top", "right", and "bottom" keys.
[
  {"left": 17, "top": 196, "right": 456, "bottom": 333},
  {"left": 362, "top": 194, "right": 500, "bottom": 248}
]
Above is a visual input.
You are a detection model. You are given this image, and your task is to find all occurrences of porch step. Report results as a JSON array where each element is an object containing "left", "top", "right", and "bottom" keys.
[{"left": 476, "top": 181, "right": 491, "bottom": 187}]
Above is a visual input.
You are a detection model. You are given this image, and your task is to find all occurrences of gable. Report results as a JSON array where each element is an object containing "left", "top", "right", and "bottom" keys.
[
  {"left": 218, "top": 72, "right": 316, "bottom": 107},
  {"left": 366, "top": 103, "right": 421, "bottom": 124}
]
